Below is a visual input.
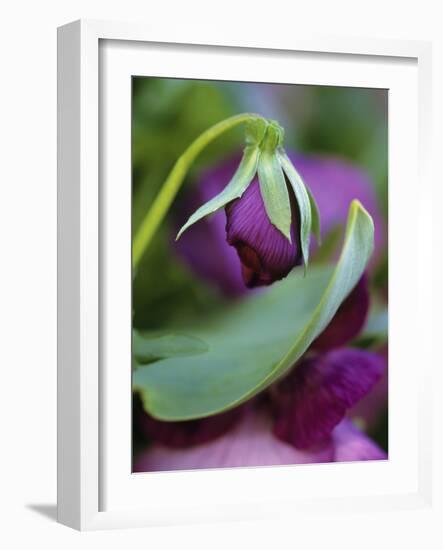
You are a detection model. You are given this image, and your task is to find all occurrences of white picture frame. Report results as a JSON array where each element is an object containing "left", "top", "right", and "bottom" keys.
[{"left": 57, "top": 19, "right": 434, "bottom": 531}]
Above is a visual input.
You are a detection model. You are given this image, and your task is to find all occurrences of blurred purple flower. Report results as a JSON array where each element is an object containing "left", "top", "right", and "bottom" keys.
[
  {"left": 270, "top": 348, "right": 385, "bottom": 449},
  {"left": 134, "top": 410, "right": 334, "bottom": 472},
  {"left": 289, "top": 153, "right": 385, "bottom": 260},
  {"left": 134, "top": 407, "right": 385, "bottom": 472},
  {"left": 174, "top": 152, "right": 385, "bottom": 296},
  {"left": 333, "top": 419, "right": 387, "bottom": 462}
]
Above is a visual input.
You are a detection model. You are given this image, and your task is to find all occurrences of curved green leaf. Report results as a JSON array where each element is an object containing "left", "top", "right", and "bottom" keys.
[
  {"left": 176, "top": 145, "right": 260, "bottom": 239},
  {"left": 134, "top": 200, "right": 374, "bottom": 420},
  {"left": 133, "top": 330, "right": 209, "bottom": 363},
  {"left": 257, "top": 150, "right": 292, "bottom": 242},
  {"left": 262, "top": 199, "right": 374, "bottom": 388},
  {"left": 277, "top": 150, "right": 313, "bottom": 268},
  {"left": 306, "top": 185, "right": 321, "bottom": 244}
]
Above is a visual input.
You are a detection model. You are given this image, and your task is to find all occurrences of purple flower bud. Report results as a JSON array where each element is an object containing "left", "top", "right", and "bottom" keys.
[
  {"left": 225, "top": 179, "right": 302, "bottom": 288},
  {"left": 174, "top": 152, "right": 384, "bottom": 295}
]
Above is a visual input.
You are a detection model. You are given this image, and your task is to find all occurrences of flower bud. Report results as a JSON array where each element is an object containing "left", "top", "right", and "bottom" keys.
[
  {"left": 225, "top": 178, "right": 302, "bottom": 287},
  {"left": 176, "top": 117, "right": 320, "bottom": 288}
]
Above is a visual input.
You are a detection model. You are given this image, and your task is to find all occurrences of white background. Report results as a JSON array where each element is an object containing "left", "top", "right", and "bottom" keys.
[{"left": 0, "top": 1, "right": 441, "bottom": 548}]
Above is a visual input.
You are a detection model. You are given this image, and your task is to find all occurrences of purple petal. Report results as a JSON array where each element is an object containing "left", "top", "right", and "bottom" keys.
[
  {"left": 134, "top": 409, "right": 334, "bottom": 472},
  {"left": 312, "top": 274, "right": 370, "bottom": 351},
  {"left": 134, "top": 395, "right": 243, "bottom": 448},
  {"left": 271, "top": 348, "right": 386, "bottom": 449},
  {"left": 225, "top": 180, "right": 302, "bottom": 288},
  {"left": 332, "top": 420, "right": 387, "bottom": 462},
  {"left": 288, "top": 153, "right": 385, "bottom": 265}
]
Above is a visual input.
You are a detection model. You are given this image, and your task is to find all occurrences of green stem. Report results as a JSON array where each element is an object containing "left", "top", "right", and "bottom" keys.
[{"left": 132, "top": 112, "right": 262, "bottom": 269}]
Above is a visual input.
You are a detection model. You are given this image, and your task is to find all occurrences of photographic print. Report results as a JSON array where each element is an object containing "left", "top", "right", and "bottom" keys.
[{"left": 131, "top": 77, "right": 388, "bottom": 472}]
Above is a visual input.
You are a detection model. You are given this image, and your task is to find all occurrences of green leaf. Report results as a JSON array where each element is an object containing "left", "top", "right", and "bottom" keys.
[
  {"left": 277, "top": 150, "right": 314, "bottom": 268},
  {"left": 257, "top": 150, "right": 292, "bottom": 242},
  {"left": 306, "top": 185, "right": 321, "bottom": 244},
  {"left": 176, "top": 145, "right": 260, "bottom": 239},
  {"left": 134, "top": 200, "right": 374, "bottom": 420},
  {"left": 133, "top": 330, "right": 209, "bottom": 363}
]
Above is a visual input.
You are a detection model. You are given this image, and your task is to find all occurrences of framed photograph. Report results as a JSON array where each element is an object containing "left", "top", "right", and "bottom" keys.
[{"left": 57, "top": 19, "right": 433, "bottom": 530}]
